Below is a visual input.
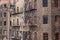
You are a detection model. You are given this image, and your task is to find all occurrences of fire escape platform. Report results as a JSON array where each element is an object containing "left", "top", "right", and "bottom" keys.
[{"left": 12, "top": 25, "right": 20, "bottom": 28}]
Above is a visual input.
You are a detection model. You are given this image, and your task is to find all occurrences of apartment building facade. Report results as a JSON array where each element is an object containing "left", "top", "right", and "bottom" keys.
[
  {"left": 0, "top": 0, "right": 15, "bottom": 40},
  {"left": 8, "top": 0, "right": 60, "bottom": 40},
  {"left": 17, "top": 0, "right": 60, "bottom": 40},
  {"left": 0, "top": 0, "right": 60, "bottom": 40}
]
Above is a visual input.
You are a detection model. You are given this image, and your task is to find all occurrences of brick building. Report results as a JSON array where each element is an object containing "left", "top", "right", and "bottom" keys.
[
  {"left": 0, "top": 0, "right": 15, "bottom": 40},
  {"left": 0, "top": 0, "right": 60, "bottom": 40},
  {"left": 11, "top": 0, "right": 59, "bottom": 40}
]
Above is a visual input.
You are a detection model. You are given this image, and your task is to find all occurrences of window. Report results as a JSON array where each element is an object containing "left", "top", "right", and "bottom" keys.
[
  {"left": 34, "top": 32, "right": 37, "bottom": 40},
  {"left": 13, "top": 19, "right": 15, "bottom": 25},
  {"left": 23, "top": 31, "right": 27, "bottom": 40},
  {"left": 27, "top": 16, "right": 32, "bottom": 24},
  {"left": 10, "top": 30, "right": 15, "bottom": 37},
  {"left": 4, "top": 21, "right": 6, "bottom": 26},
  {"left": 0, "top": 30, "right": 2, "bottom": 34},
  {"left": 34, "top": 0, "right": 37, "bottom": 9},
  {"left": 54, "top": 0, "right": 58, "bottom": 7},
  {"left": 3, "top": 30, "right": 7, "bottom": 35},
  {"left": 55, "top": 33, "right": 59, "bottom": 40},
  {"left": 17, "top": 19, "right": 19, "bottom": 25},
  {"left": 4, "top": 12, "right": 6, "bottom": 17},
  {"left": 17, "top": 7, "right": 19, "bottom": 12},
  {"left": 43, "top": 0, "right": 48, "bottom": 7},
  {"left": 0, "top": 21, "right": 2, "bottom": 26},
  {"left": 43, "top": 15, "right": 48, "bottom": 24},
  {"left": 0, "top": 13, "right": 2, "bottom": 17},
  {"left": 55, "top": 15, "right": 60, "bottom": 24},
  {"left": 10, "top": 21, "right": 12, "bottom": 26},
  {"left": 10, "top": 14, "right": 11, "bottom": 17},
  {"left": 4, "top": 4, "right": 7, "bottom": 8},
  {"left": 34, "top": 16, "right": 37, "bottom": 24},
  {"left": 43, "top": 33, "right": 48, "bottom": 40}
]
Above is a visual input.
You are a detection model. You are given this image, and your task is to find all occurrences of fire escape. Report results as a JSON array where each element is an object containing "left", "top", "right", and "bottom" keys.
[
  {"left": 10, "top": 4, "right": 20, "bottom": 40},
  {"left": 11, "top": 0, "right": 37, "bottom": 40},
  {"left": 24, "top": 0, "right": 37, "bottom": 31}
]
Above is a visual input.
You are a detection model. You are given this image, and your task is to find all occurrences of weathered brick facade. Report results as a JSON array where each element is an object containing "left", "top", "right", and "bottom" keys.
[{"left": 0, "top": 0, "right": 60, "bottom": 40}]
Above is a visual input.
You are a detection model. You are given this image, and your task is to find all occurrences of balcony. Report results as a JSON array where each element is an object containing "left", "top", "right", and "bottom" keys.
[
  {"left": 11, "top": 38, "right": 20, "bottom": 40},
  {"left": 11, "top": 12, "right": 23, "bottom": 15},
  {"left": 10, "top": 4, "right": 15, "bottom": 8},
  {"left": 25, "top": 20, "right": 37, "bottom": 27},
  {"left": 25, "top": 8, "right": 37, "bottom": 13},
  {"left": 12, "top": 25, "right": 20, "bottom": 29},
  {"left": 11, "top": 8, "right": 37, "bottom": 15},
  {"left": 29, "top": 23, "right": 37, "bottom": 27}
]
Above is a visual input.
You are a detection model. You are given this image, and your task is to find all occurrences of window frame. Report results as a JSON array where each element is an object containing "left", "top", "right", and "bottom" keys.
[
  {"left": 54, "top": 0, "right": 58, "bottom": 7},
  {"left": 43, "top": 0, "right": 48, "bottom": 7},
  {"left": 4, "top": 21, "right": 6, "bottom": 26},
  {"left": 17, "top": 7, "right": 19, "bottom": 12},
  {"left": 4, "top": 12, "right": 6, "bottom": 17},
  {"left": 43, "top": 15, "right": 48, "bottom": 24},
  {"left": 0, "top": 21, "right": 2, "bottom": 26},
  {"left": 43, "top": 33, "right": 48, "bottom": 40},
  {"left": 4, "top": 4, "right": 7, "bottom": 8},
  {"left": 55, "top": 33, "right": 59, "bottom": 40},
  {"left": 34, "top": 0, "right": 37, "bottom": 9}
]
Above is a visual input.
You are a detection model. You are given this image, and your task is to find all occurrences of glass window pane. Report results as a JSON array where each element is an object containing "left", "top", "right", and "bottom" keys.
[
  {"left": 43, "top": 0, "right": 48, "bottom": 7},
  {"left": 43, "top": 33, "right": 48, "bottom": 40},
  {"left": 43, "top": 15, "right": 48, "bottom": 24}
]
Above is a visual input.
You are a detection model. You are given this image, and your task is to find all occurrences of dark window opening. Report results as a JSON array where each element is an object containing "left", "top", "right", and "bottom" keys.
[
  {"left": 55, "top": 33, "right": 59, "bottom": 40},
  {"left": 43, "top": 33, "right": 48, "bottom": 40},
  {"left": 0, "top": 30, "right": 2, "bottom": 34},
  {"left": 4, "top": 12, "right": 6, "bottom": 17},
  {"left": 10, "top": 21, "right": 12, "bottom": 26},
  {"left": 4, "top": 21, "right": 6, "bottom": 26},
  {"left": 10, "top": 14, "right": 11, "bottom": 17},
  {"left": 4, "top": 4, "right": 7, "bottom": 8},
  {"left": 17, "top": 7, "right": 19, "bottom": 12},
  {"left": 43, "top": 0, "right": 48, "bottom": 7},
  {"left": 54, "top": 0, "right": 58, "bottom": 7},
  {"left": 55, "top": 15, "right": 60, "bottom": 24},
  {"left": 17, "top": 19, "right": 19, "bottom": 25},
  {"left": 0, "top": 13, "right": 2, "bottom": 17},
  {"left": 0, "top": 21, "right": 2, "bottom": 26},
  {"left": 43, "top": 15, "right": 48, "bottom": 24}
]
